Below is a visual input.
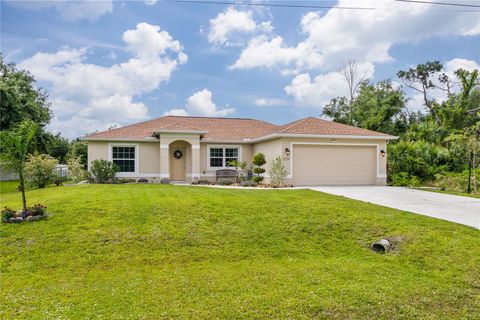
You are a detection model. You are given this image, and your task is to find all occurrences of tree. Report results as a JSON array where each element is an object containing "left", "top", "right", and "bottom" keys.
[
  {"left": 397, "top": 61, "right": 449, "bottom": 117},
  {"left": 68, "top": 140, "right": 88, "bottom": 169},
  {"left": 323, "top": 80, "right": 409, "bottom": 135},
  {"left": 438, "top": 69, "right": 480, "bottom": 130},
  {"left": 0, "top": 55, "right": 51, "bottom": 130},
  {"left": 0, "top": 120, "right": 38, "bottom": 212},
  {"left": 251, "top": 153, "right": 266, "bottom": 183}
]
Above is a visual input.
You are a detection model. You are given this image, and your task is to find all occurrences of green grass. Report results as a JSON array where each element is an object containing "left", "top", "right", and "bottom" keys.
[
  {"left": 413, "top": 187, "right": 480, "bottom": 199},
  {"left": 1, "top": 184, "right": 479, "bottom": 319}
]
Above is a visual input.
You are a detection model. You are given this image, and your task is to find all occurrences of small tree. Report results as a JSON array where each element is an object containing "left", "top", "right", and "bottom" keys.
[
  {"left": 0, "top": 119, "right": 38, "bottom": 212},
  {"left": 25, "top": 153, "right": 59, "bottom": 188},
  {"left": 66, "top": 155, "right": 87, "bottom": 183},
  {"left": 227, "top": 159, "right": 247, "bottom": 182},
  {"left": 269, "top": 156, "right": 287, "bottom": 187},
  {"left": 89, "top": 159, "right": 118, "bottom": 183},
  {"left": 252, "top": 152, "right": 266, "bottom": 183}
]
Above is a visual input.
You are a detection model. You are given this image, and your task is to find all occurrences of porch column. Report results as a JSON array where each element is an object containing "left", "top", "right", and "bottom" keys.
[
  {"left": 159, "top": 137, "right": 170, "bottom": 179},
  {"left": 191, "top": 136, "right": 201, "bottom": 181}
]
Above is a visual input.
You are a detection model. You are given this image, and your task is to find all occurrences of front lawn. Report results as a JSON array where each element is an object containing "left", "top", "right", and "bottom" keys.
[{"left": 1, "top": 184, "right": 479, "bottom": 319}]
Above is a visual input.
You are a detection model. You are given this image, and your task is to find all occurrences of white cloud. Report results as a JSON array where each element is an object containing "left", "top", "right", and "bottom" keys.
[
  {"left": 284, "top": 62, "right": 375, "bottom": 108},
  {"left": 207, "top": 6, "right": 272, "bottom": 46},
  {"left": 163, "top": 109, "right": 189, "bottom": 116},
  {"left": 231, "top": 0, "right": 480, "bottom": 73},
  {"left": 6, "top": 0, "right": 113, "bottom": 21},
  {"left": 164, "top": 89, "right": 235, "bottom": 117},
  {"left": 255, "top": 98, "right": 288, "bottom": 107},
  {"left": 19, "top": 23, "right": 187, "bottom": 139},
  {"left": 144, "top": 0, "right": 158, "bottom": 5}
]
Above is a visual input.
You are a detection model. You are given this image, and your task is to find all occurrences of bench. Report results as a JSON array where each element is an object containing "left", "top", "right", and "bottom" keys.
[{"left": 216, "top": 169, "right": 237, "bottom": 182}]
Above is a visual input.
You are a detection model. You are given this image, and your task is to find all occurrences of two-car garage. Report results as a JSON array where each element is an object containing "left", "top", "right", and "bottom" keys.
[{"left": 291, "top": 144, "right": 378, "bottom": 186}]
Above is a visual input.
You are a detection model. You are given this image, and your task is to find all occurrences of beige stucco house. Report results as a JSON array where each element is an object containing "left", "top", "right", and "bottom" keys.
[{"left": 82, "top": 116, "right": 397, "bottom": 186}]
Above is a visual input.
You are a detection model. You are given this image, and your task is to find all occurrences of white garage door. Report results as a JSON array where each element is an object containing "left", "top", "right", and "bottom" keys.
[{"left": 292, "top": 145, "right": 377, "bottom": 186}]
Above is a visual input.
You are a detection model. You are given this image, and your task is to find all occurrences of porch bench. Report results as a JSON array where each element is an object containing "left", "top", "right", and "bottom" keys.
[{"left": 216, "top": 169, "right": 237, "bottom": 182}]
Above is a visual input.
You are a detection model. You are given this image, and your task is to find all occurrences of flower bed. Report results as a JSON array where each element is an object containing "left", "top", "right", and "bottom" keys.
[
  {"left": 191, "top": 179, "right": 294, "bottom": 188},
  {"left": 2, "top": 204, "right": 48, "bottom": 223}
]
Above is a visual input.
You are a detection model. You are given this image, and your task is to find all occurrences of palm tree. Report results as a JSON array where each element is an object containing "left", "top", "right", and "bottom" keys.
[{"left": 0, "top": 120, "right": 38, "bottom": 213}]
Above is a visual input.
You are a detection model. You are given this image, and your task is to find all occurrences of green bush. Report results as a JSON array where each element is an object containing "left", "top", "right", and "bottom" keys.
[
  {"left": 89, "top": 160, "right": 118, "bottom": 184},
  {"left": 67, "top": 155, "right": 87, "bottom": 183},
  {"left": 388, "top": 140, "right": 449, "bottom": 181},
  {"left": 219, "top": 180, "right": 233, "bottom": 186},
  {"left": 433, "top": 169, "right": 480, "bottom": 193},
  {"left": 252, "top": 152, "right": 266, "bottom": 183},
  {"left": 24, "top": 153, "right": 59, "bottom": 188},
  {"left": 241, "top": 180, "right": 257, "bottom": 187},
  {"left": 1, "top": 207, "right": 16, "bottom": 222},
  {"left": 390, "top": 172, "right": 421, "bottom": 187}
]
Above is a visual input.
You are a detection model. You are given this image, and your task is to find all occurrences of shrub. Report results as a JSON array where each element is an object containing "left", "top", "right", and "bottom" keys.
[
  {"left": 269, "top": 156, "right": 287, "bottom": 187},
  {"left": 89, "top": 159, "right": 118, "bottom": 184},
  {"left": 138, "top": 178, "right": 149, "bottom": 183},
  {"left": 433, "top": 169, "right": 480, "bottom": 193},
  {"left": 219, "top": 180, "right": 233, "bottom": 186},
  {"left": 192, "top": 179, "right": 212, "bottom": 185},
  {"left": 28, "top": 204, "right": 47, "bottom": 216},
  {"left": 117, "top": 178, "right": 136, "bottom": 184},
  {"left": 1, "top": 207, "right": 15, "bottom": 222},
  {"left": 241, "top": 180, "right": 257, "bottom": 187},
  {"left": 252, "top": 152, "right": 266, "bottom": 183},
  {"left": 24, "top": 153, "right": 59, "bottom": 188},
  {"left": 390, "top": 172, "right": 421, "bottom": 187},
  {"left": 66, "top": 155, "right": 87, "bottom": 183},
  {"left": 160, "top": 178, "right": 170, "bottom": 184}
]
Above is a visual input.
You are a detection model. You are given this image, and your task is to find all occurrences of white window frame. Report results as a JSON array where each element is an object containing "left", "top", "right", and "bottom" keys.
[
  {"left": 207, "top": 145, "right": 242, "bottom": 170},
  {"left": 108, "top": 143, "right": 139, "bottom": 177}
]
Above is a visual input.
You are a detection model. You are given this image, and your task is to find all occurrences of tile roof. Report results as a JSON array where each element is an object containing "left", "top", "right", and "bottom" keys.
[
  {"left": 83, "top": 115, "right": 393, "bottom": 141},
  {"left": 276, "top": 117, "right": 389, "bottom": 137}
]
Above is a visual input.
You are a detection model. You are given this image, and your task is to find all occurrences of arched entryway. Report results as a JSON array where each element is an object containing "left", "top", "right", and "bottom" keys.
[{"left": 169, "top": 140, "right": 191, "bottom": 181}]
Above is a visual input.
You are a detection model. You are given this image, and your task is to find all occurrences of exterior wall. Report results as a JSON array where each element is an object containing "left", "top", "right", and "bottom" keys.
[
  {"left": 199, "top": 143, "right": 253, "bottom": 179},
  {"left": 139, "top": 142, "right": 160, "bottom": 174},
  {"left": 87, "top": 141, "right": 160, "bottom": 178},
  {"left": 86, "top": 136, "right": 388, "bottom": 185},
  {"left": 252, "top": 137, "right": 388, "bottom": 186}
]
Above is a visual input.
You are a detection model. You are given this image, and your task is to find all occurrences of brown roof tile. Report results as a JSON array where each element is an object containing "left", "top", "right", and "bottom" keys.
[
  {"left": 83, "top": 115, "right": 393, "bottom": 141},
  {"left": 277, "top": 117, "right": 389, "bottom": 136}
]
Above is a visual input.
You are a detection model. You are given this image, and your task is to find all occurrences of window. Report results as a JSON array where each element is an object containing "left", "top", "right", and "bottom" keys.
[
  {"left": 112, "top": 146, "right": 136, "bottom": 172},
  {"left": 209, "top": 146, "right": 240, "bottom": 168}
]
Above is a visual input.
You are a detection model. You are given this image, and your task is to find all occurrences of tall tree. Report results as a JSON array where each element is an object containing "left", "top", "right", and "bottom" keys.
[
  {"left": 397, "top": 61, "right": 447, "bottom": 117},
  {"left": 0, "top": 120, "right": 38, "bottom": 212},
  {"left": 0, "top": 55, "right": 52, "bottom": 130},
  {"left": 323, "top": 80, "right": 408, "bottom": 135}
]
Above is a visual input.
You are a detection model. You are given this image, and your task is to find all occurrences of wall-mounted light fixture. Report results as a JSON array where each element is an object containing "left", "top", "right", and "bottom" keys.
[
  {"left": 285, "top": 147, "right": 290, "bottom": 156},
  {"left": 380, "top": 149, "right": 386, "bottom": 157}
]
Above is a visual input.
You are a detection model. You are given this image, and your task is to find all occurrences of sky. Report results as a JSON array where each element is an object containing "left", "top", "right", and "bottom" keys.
[{"left": 1, "top": 0, "right": 479, "bottom": 139}]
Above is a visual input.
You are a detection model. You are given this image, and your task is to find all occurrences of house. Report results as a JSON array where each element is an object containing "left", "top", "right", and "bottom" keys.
[{"left": 82, "top": 116, "right": 398, "bottom": 186}]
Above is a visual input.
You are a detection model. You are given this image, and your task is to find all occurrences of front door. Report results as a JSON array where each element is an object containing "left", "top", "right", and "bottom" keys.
[{"left": 170, "top": 146, "right": 186, "bottom": 180}]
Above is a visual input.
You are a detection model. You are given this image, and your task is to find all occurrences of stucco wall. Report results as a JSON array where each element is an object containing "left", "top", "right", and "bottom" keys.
[
  {"left": 87, "top": 141, "right": 160, "bottom": 174},
  {"left": 253, "top": 137, "right": 388, "bottom": 185},
  {"left": 199, "top": 143, "right": 253, "bottom": 177}
]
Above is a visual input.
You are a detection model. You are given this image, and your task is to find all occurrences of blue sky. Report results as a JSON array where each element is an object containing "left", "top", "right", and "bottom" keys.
[{"left": 2, "top": 0, "right": 479, "bottom": 139}]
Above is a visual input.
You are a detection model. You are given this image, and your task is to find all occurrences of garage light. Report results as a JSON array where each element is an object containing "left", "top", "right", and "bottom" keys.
[
  {"left": 285, "top": 148, "right": 290, "bottom": 156},
  {"left": 380, "top": 149, "right": 386, "bottom": 157}
]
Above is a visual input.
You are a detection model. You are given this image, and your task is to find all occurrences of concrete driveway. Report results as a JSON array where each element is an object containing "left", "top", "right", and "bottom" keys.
[{"left": 310, "top": 186, "right": 480, "bottom": 229}]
